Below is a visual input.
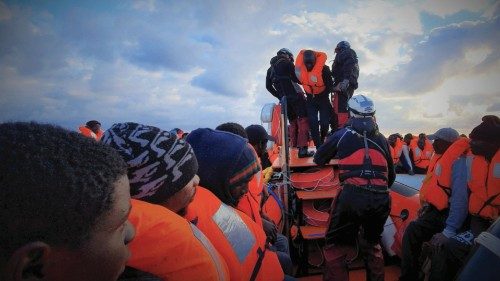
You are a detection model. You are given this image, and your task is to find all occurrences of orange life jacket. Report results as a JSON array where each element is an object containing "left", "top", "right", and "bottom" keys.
[
  {"left": 467, "top": 150, "right": 500, "bottom": 220},
  {"left": 237, "top": 171, "right": 264, "bottom": 227},
  {"left": 409, "top": 136, "right": 434, "bottom": 169},
  {"left": 78, "top": 126, "right": 104, "bottom": 141},
  {"left": 295, "top": 50, "right": 327, "bottom": 94},
  {"left": 390, "top": 138, "right": 404, "bottom": 165},
  {"left": 419, "top": 137, "right": 470, "bottom": 210},
  {"left": 186, "top": 186, "right": 284, "bottom": 281},
  {"left": 127, "top": 199, "right": 230, "bottom": 281}
]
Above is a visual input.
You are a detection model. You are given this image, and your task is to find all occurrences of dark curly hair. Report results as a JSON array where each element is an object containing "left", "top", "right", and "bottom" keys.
[
  {"left": 216, "top": 122, "right": 248, "bottom": 139},
  {"left": 0, "top": 122, "right": 127, "bottom": 257}
]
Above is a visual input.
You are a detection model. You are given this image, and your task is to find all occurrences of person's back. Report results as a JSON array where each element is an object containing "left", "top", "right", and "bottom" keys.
[
  {"left": 0, "top": 122, "right": 135, "bottom": 281},
  {"left": 266, "top": 49, "right": 299, "bottom": 101},
  {"left": 314, "top": 95, "right": 394, "bottom": 281}
]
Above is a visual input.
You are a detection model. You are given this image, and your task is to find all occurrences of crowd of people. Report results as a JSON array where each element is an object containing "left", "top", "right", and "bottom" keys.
[{"left": 1, "top": 40, "right": 499, "bottom": 281}]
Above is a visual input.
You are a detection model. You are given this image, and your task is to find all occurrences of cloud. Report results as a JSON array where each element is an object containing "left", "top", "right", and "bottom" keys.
[{"left": 363, "top": 15, "right": 500, "bottom": 95}]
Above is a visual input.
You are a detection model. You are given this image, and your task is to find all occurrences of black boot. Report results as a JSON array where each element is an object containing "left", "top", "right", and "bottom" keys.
[{"left": 298, "top": 147, "right": 314, "bottom": 158}]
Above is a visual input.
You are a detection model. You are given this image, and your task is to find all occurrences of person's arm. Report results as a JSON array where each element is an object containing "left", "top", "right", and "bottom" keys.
[
  {"left": 380, "top": 135, "right": 396, "bottom": 187},
  {"left": 265, "top": 68, "right": 279, "bottom": 99},
  {"left": 442, "top": 158, "right": 469, "bottom": 237},
  {"left": 313, "top": 130, "right": 343, "bottom": 165},
  {"left": 288, "top": 61, "right": 300, "bottom": 83},
  {"left": 401, "top": 145, "right": 413, "bottom": 172},
  {"left": 322, "top": 66, "right": 334, "bottom": 93}
]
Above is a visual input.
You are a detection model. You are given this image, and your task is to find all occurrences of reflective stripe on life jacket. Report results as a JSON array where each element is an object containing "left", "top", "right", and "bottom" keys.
[
  {"left": 186, "top": 186, "right": 284, "bottom": 281},
  {"left": 295, "top": 50, "right": 327, "bottom": 94},
  {"left": 468, "top": 150, "right": 500, "bottom": 221},
  {"left": 337, "top": 128, "right": 389, "bottom": 189},
  {"left": 409, "top": 136, "right": 434, "bottom": 169},
  {"left": 420, "top": 137, "right": 470, "bottom": 210},
  {"left": 127, "top": 199, "right": 230, "bottom": 281},
  {"left": 390, "top": 138, "right": 404, "bottom": 164},
  {"left": 78, "top": 126, "right": 104, "bottom": 141}
]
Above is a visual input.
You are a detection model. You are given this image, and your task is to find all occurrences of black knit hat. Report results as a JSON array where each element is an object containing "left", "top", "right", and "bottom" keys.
[
  {"left": 469, "top": 115, "right": 500, "bottom": 143},
  {"left": 102, "top": 122, "right": 198, "bottom": 204}
]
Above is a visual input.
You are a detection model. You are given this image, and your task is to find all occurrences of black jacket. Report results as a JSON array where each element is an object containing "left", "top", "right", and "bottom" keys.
[
  {"left": 266, "top": 55, "right": 300, "bottom": 101},
  {"left": 332, "top": 48, "right": 359, "bottom": 89},
  {"left": 314, "top": 117, "right": 395, "bottom": 187}
]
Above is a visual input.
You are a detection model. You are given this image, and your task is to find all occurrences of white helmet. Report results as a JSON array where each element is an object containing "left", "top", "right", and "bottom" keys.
[{"left": 348, "top": 94, "right": 376, "bottom": 117}]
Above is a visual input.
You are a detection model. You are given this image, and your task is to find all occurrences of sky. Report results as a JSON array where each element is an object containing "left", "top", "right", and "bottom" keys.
[{"left": 0, "top": 0, "right": 499, "bottom": 136}]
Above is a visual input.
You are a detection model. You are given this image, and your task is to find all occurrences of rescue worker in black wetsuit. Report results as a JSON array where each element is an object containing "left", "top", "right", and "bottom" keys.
[
  {"left": 331, "top": 41, "right": 359, "bottom": 131},
  {"left": 266, "top": 48, "right": 313, "bottom": 158},
  {"left": 314, "top": 94, "right": 395, "bottom": 281}
]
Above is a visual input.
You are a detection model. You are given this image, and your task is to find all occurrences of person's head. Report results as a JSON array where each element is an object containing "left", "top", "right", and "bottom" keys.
[
  {"left": 216, "top": 122, "right": 248, "bottom": 139},
  {"left": 428, "top": 127, "right": 459, "bottom": 154},
  {"left": 86, "top": 120, "right": 101, "bottom": 134},
  {"left": 0, "top": 122, "right": 134, "bottom": 281},
  {"left": 348, "top": 94, "right": 376, "bottom": 118},
  {"left": 102, "top": 123, "right": 199, "bottom": 216},
  {"left": 186, "top": 128, "right": 261, "bottom": 206},
  {"left": 303, "top": 50, "right": 316, "bottom": 71},
  {"left": 469, "top": 115, "right": 500, "bottom": 161},
  {"left": 277, "top": 48, "right": 294, "bottom": 62},
  {"left": 169, "top": 128, "right": 184, "bottom": 139},
  {"left": 245, "top": 124, "right": 274, "bottom": 158},
  {"left": 335, "top": 41, "right": 350, "bottom": 53},
  {"left": 417, "top": 133, "right": 427, "bottom": 150},
  {"left": 388, "top": 134, "right": 400, "bottom": 147},
  {"left": 403, "top": 133, "right": 413, "bottom": 145}
]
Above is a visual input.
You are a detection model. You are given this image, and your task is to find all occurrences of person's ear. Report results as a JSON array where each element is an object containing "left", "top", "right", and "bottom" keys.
[{"left": 3, "top": 242, "right": 50, "bottom": 281}]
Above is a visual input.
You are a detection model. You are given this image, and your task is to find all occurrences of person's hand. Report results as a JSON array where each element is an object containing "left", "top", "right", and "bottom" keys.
[
  {"left": 262, "top": 218, "right": 277, "bottom": 243},
  {"left": 430, "top": 233, "right": 449, "bottom": 248},
  {"left": 333, "top": 83, "right": 341, "bottom": 93},
  {"left": 408, "top": 169, "right": 415, "bottom": 176},
  {"left": 339, "top": 79, "right": 349, "bottom": 92}
]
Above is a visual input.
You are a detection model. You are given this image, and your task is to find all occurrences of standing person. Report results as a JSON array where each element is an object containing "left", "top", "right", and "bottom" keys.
[
  {"left": 399, "top": 128, "right": 470, "bottom": 281},
  {"left": 0, "top": 122, "right": 135, "bottom": 281},
  {"left": 79, "top": 119, "right": 104, "bottom": 140},
  {"left": 429, "top": 115, "right": 500, "bottom": 281},
  {"left": 313, "top": 95, "right": 395, "bottom": 281},
  {"left": 331, "top": 41, "right": 359, "bottom": 130},
  {"left": 295, "top": 49, "right": 334, "bottom": 147},
  {"left": 266, "top": 48, "right": 312, "bottom": 158}
]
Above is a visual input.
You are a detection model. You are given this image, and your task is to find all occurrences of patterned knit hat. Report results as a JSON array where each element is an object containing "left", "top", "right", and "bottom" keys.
[
  {"left": 102, "top": 122, "right": 198, "bottom": 204},
  {"left": 186, "top": 128, "right": 260, "bottom": 206}
]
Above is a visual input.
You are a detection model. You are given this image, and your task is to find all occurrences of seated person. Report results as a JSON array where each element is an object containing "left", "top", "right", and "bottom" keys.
[
  {"left": 0, "top": 122, "right": 134, "bottom": 281},
  {"left": 103, "top": 122, "right": 230, "bottom": 281}
]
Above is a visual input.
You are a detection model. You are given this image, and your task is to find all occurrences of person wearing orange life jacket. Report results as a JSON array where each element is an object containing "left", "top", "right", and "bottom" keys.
[
  {"left": 331, "top": 41, "right": 359, "bottom": 131},
  {"left": 388, "top": 133, "right": 414, "bottom": 175},
  {"left": 295, "top": 49, "right": 334, "bottom": 148},
  {"left": 266, "top": 48, "right": 312, "bottom": 158},
  {"left": 127, "top": 199, "right": 230, "bottom": 281},
  {"left": 314, "top": 95, "right": 395, "bottom": 281},
  {"left": 216, "top": 123, "right": 291, "bottom": 275},
  {"left": 408, "top": 133, "right": 434, "bottom": 174},
  {"left": 186, "top": 128, "right": 290, "bottom": 280},
  {"left": 102, "top": 123, "right": 230, "bottom": 281},
  {"left": 79, "top": 120, "right": 104, "bottom": 140},
  {"left": 399, "top": 128, "right": 470, "bottom": 281},
  {"left": 429, "top": 115, "right": 500, "bottom": 281}
]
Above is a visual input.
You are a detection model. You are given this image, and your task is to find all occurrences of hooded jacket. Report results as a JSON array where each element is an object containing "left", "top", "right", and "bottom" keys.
[
  {"left": 332, "top": 47, "right": 359, "bottom": 90},
  {"left": 266, "top": 55, "right": 301, "bottom": 101}
]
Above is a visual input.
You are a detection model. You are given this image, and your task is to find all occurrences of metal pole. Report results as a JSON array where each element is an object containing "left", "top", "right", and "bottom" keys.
[{"left": 280, "top": 96, "right": 291, "bottom": 235}]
